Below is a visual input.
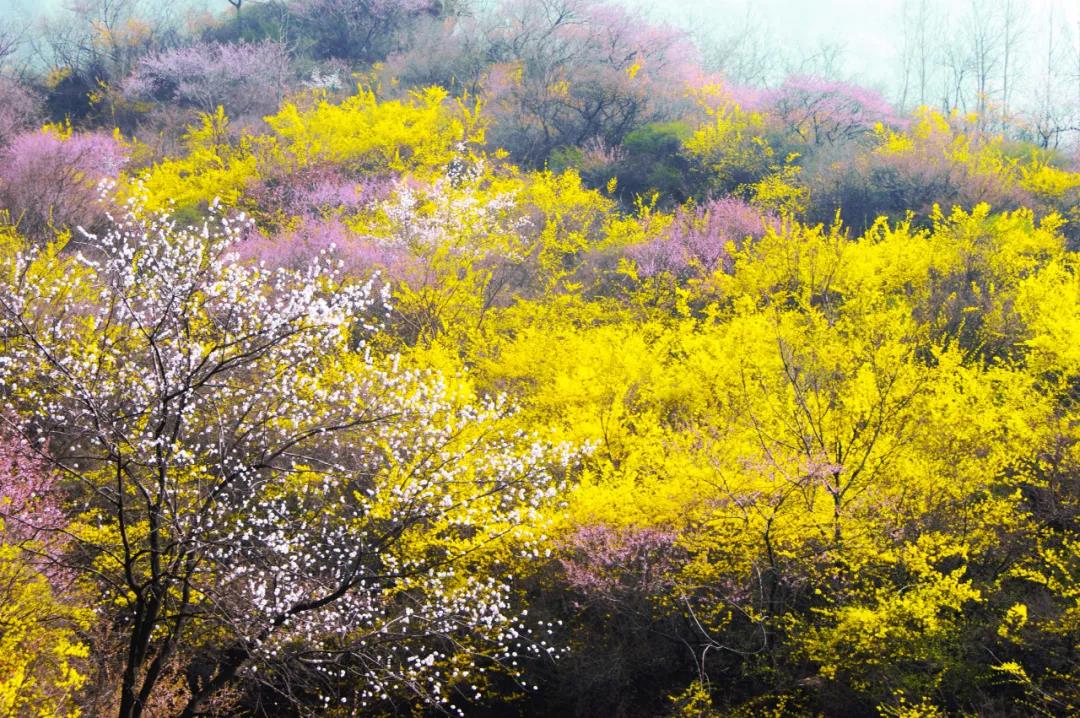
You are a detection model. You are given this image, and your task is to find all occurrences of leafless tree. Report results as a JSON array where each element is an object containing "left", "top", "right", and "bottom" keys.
[
  {"left": 897, "top": 0, "right": 936, "bottom": 110},
  {"left": 785, "top": 37, "right": 847, "bottom": 79},
  {"left": 480, "top": 0, "right": 696, "bottom": 165},
  {"left": 1025, "top": 2, "right": 1080, "bottom": 148},
  {"left": 33, "top": 0, "right": 181, "bottom": 81},
  {"left": 1000, "top": 0, "right": 1025, "bottom": 121},
  {"left": 0, "top": 21, "right": 24, "bottom": 71},
  {"left": 694, "top": 1, "right": 778, "bottom": 86}
]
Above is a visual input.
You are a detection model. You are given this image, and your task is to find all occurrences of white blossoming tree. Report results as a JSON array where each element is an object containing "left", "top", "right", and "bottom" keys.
[{"left": 0, "top": 203, "right": 574, "bottom": 718}]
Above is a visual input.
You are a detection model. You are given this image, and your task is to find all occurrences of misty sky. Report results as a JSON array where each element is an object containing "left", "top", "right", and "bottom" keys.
[
  {"left": 6, "top": 0, "right": 1080, "bottom": 103},
  {"left": 639, "top": 0, "right": 1080, "bottom": 96},
  {"left": 659, "top": 0, "right": 909, "bottom": 88}
]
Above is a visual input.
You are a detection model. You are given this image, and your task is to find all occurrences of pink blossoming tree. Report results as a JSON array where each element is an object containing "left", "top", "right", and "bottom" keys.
[
  {"left": 0, "top": 127, "right": 127, "bottom": 240},
  {"left": 631, "top": 196, "right": 775, "bottom": 279},
  {"left": 763, "top": 75, "right": 902, "bottom": 147},
  {"left": 123, "top": 41, "right": 292, "bottom": 119}
]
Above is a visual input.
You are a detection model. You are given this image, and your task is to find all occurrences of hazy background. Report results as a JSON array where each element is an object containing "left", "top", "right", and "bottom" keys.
[
  {"left": 637, "top": 0, "right": 1080, "bottom": 100},
  {"left": 5, "top": 0, "right": 1080, "bottom": 109}
]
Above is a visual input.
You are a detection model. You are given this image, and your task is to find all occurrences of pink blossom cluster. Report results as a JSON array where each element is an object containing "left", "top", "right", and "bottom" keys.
[
  {"left": 0, "top": 127, "right": 127, "bottom": 238},
  {"left": 123, "top": 41, "right": 291, "bottom": 118},
  {"left": 0, "top": 77, "right": 41, "bottom": 148},
  {"left": 234, "top": 217, "right": 413, "bottom": 279},
  {"left": 0, "top": 432, "right": 65, "bottom": 545},
  {"left": 560, "top": 524, "right": 682, "bottom": 602},
  {"left": 631, "top": 196, "right": 775, "bottom": 279},
  {"left": 762, "top": 75, "right": 903, "bottom": 146},
  {"left": 248, "top": 167, "right": 393, "bottom": 219}
]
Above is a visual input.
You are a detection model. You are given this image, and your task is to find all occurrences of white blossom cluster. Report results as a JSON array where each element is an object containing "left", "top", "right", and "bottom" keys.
[
  {"left": 377, "top": 162, "right": 531, "bottom": 262},
  {"left": 0, "top": 199, "right": 581, "bottom": 713},
  {"left": 209, "top": 365, "right": 578, "bottom": 712},
  {"left": 304, "top": 69, "right": 344, "bottom": 92}
]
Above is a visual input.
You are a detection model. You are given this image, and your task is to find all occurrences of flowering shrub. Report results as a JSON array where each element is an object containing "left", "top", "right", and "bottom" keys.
[
  {"left": 561, "top": 524, "right": 683, "bottom": 603},
  {"left": 808, "top": 108, "right": 1033, "bottom": 228},
  {"left": 246, "top": 165, "right": 392, "bottom": 222},
  {"left": 630, "top": 196, "right": 774, "bottom": 278},
  {"left": 683, "top": 99, "right": 781, "bottom": 197},
  {"left": 234, "top": 216, "right": 411, "bottom": 279},
  {"left": 3, "top": 8, "right": 1080, "bottom": 716},
  {"left": 0, "top": 125, "right": 127, "bottom": 240},
  {"left": 123, "top": 41, "right": 291, "bottom": 119},
  {"left": 0, "top": 541, "right": 90, "bottom": 718},
  {"left": 0, "top": 433, "right": 65, "bottom": 547},
  {"left": 0, "top": 435, "right": 87, "bottom": 718},
  {"left": 762, "top": 75, "right": 903, "bottom": 147},
  {"left": 265, "top": 85, "right": 483, "bottom": 176},
  {"left": 0, "top": 201, "right": 582, "bottom": 716}
]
